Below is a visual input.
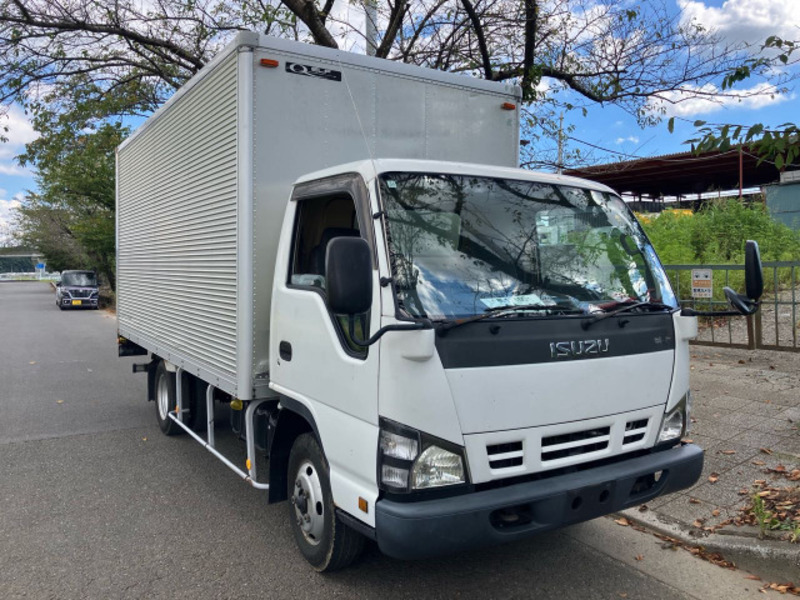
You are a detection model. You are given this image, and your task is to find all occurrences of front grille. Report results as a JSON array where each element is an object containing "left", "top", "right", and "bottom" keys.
[
  {"left": 541, "top": 426, "right": 610, "bottom": 463},
  {"left": 623, "top": 418, "right": 649, "bottom": 445},
  {"left": 487, "top": 441, "right": 523, "bottom": 469},
  {"left": 468, "top": 407, "right": 662, "bottom": 485},
  {"left": 69, "top": 289, "right": 94, "bottom": 298}
]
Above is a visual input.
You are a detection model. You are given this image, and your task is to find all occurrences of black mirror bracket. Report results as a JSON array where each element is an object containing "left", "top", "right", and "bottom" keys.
[
  {"left": 681, "top": 286, "right": 760, "bottom": 318},
  {"left": 348, "top": 319, "right": 433, "bottom": 347}
]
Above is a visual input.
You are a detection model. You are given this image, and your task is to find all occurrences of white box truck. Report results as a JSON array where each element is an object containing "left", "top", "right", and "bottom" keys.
[{"left": 117, "top": 32, "right": 763, "bottom": 571}]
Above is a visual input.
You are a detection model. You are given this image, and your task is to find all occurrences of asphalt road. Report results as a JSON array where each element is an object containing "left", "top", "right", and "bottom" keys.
[{"left": 0, "top": 282, "right": 770, "bottom": 599}]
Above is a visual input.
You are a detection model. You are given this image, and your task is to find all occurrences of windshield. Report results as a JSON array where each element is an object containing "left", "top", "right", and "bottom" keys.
[
  {"left": 379, "top": 173, "right": 677, "bottom": 320},
  {"left": 61, "top": 272, "right": 97, "bottom": 287}
]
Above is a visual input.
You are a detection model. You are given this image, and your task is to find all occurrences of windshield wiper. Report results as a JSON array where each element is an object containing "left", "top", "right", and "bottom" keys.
[
  {"left": 437, "top": 304, "right": 584, "bottom": 334},
  {"left": 581, "top": 300, "right": 674, "bottom": 330}
]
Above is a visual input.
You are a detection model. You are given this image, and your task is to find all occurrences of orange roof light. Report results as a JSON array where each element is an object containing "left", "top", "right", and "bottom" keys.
[
  {"left": 501, "top": 102, "right": 517, "bottom": 111},
  {"left": 260, "top": 59, "right": 280, "bottom": 68}
]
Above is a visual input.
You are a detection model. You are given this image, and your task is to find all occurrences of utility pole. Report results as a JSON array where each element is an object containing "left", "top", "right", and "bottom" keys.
[
  {"left": 556, "top": 112, "right": 564, "bottom": 174},
  {"left": 365, "top": 0, "right": 378, "bottom": 56},
  {"left": 739, "top": 145, "right": 743, "bottom": 201}
]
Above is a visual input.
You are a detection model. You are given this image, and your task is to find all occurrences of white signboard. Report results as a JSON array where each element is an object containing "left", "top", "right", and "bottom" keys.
[{"left": 691, "top": 269, "right": 713, "bottom": 299}]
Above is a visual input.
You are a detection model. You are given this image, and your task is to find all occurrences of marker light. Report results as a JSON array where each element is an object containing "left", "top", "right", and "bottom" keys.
[
  {"left": 260, "top": 59, "right": 279, "bottom": 68},
  {"left": 501, "top": 102, "right": 517, "bottom": 111}
]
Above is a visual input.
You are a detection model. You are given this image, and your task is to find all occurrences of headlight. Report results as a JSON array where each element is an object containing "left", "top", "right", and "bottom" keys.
[
  {"left": 412, "top": 446, "right": 465, "bottom": 489},
  {"left": 378, "top": 420, "right": 467, "bottom": 492},
  {"left": 658, "top": 392, "right": 690, "bottom": 443}
]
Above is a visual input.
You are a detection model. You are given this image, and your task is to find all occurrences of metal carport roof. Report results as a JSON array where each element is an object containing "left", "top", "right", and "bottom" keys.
[{"left": 563, "top": 148, "right": 790, "bottom": 198}]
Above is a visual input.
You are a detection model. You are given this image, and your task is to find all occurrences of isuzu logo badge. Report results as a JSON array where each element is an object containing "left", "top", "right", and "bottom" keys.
[{"left": 549, "top": 339, "right": 610, "bottom": 359}]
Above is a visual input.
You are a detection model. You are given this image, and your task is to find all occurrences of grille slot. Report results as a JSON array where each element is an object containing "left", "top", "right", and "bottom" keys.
[
  {"left": 623, "top": 418, "right": 649, "bottom": 445},
  {"left": 541, "top": 426, "right": 610, "bottom": 462},
  {"left": 487, "top": 441, "right": 523, "bottom": 469}
]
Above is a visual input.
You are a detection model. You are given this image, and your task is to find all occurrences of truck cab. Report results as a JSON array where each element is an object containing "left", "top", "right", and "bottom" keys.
[{"left": 268, "top": 159, "right": 703, "bottom": 562}]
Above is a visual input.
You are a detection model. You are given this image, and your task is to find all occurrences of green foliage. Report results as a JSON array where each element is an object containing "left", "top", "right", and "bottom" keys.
[
  {"left": 639, "top": 201, "right": 800, "bottom": 300},
  {"left": 684, "top": 37, "right": 800, "bottom": 168},
  {"left": 641, "top": 200, "right": 800, "bottom": 265},
  {"left": 15, "top": 120, "right": 128, "bottom": 288}
]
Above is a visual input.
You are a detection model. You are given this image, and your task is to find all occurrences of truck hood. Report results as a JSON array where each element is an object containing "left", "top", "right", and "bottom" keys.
[{"left": 436, "top": 314, "right": 676, "bottom": 434}]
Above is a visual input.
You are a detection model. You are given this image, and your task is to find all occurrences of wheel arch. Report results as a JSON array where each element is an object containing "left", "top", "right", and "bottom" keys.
[{"left": 268, "top": 395, "right": 323, "bottom": 503}]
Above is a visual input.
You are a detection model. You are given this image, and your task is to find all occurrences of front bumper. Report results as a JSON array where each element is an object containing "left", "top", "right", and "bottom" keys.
[
  {"left": 375, "top": 443, "right": 703, "bottom": 559},
  {"left": 60, "top": 297, "right": 99, "bottom": 307}
]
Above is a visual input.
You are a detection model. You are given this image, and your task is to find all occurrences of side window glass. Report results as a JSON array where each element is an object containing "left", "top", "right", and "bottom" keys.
[
  {"left": 289, "top": 194, "right": 360, "bottom": 290},
  {"left": 288, "top": 193, "right": 370, "bottom": 357}
]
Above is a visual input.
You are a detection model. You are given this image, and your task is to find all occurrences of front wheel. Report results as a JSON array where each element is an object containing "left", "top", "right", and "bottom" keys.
[{"left": 287, "top": 433, "right": 364, "bottom": 571}]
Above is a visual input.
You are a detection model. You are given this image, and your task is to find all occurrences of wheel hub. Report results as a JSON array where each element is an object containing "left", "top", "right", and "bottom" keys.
[
  {"left": 291, "top": 460, "right": 325, "bottom": 545},
  {"left": 156, "top": 373, "right": 170, "bottom": 420}
]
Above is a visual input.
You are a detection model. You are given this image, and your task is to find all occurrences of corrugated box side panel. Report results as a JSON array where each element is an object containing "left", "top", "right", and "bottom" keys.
[
  {"left": 249, "top": 44, "right": 520, "bottom": 378},
  {"left": 117, "top": 53, "right": 241, "bottom": 393}
]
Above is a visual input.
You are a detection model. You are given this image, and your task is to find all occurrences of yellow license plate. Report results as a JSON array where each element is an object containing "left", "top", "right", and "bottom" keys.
[{"left": 71, "top": 299, "right": 82, "bottom": 306}]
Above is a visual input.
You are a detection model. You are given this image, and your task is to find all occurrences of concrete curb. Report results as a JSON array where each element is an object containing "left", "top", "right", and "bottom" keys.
[{"left": 618, "top": 507, "right": 800, "bottom": 582}]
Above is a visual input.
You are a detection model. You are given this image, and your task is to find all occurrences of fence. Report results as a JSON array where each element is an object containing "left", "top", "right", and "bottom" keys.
[{"left": 663, "top": 261, "right": 800, "bottom": 352}]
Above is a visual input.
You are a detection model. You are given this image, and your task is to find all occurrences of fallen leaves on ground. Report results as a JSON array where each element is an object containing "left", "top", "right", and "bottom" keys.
[
  {"left": 765, "top": 465, "right": 800, "bottom": 482},
  {"left": 760, "top": 582, "right": 800, "bottom": 596},
  {"left": 652, "top": 531, "right": 737, "bottom": 569},
  {"left": 708, "top": 472, "right": 720, "bottom": 483}
]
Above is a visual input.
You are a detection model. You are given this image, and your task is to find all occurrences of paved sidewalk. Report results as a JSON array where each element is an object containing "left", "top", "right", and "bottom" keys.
[{"left": 622, "top": 344, "right": 800, "bottom": 581}]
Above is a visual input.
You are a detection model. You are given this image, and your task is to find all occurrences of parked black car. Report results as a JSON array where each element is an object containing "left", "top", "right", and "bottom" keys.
[{"left": 56, "top": 270, "right": 100, "bottom": 310}]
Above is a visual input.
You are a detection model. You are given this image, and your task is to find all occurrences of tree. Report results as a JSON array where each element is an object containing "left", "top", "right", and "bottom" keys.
[
  {"left": 3, "top": 0, "right": 794, "bottom": 271},
  {"left": 1, "top": 0, "right": 787, "bottom": 131},
  {"left": 15, "top": 120, "right": 127, "bottom": 287},
  {"left": 677, "top": 37, "right": 800, "bottom": 170}
]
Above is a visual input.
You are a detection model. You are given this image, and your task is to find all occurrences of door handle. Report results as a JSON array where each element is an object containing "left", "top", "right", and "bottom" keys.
[{"left": 279, "top": 341, "right": 292, "bottom": 361}]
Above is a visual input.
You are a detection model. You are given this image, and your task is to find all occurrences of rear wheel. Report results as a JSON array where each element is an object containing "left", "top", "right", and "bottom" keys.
[
  {"left": 287, "top": 433, "right": 364, "bottom": 571},
  {"left": 154, "top": 361, "right": 183, "bottom": 436}
]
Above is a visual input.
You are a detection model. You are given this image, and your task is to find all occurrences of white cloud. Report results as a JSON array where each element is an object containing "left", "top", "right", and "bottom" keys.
[
  {"left": 0, "top": 191, "right": 23, "bottom": 245},
  {"left": 1, "top": 105, "right": 38, "bottom": 146},
  {"left": 647, "top": 81, "right": 792, "bottom": 117},
  {"left": 615, "top": 135, "right": 640, "bottom": 144},
  {"left": 0, "top": 105, "right": 38, "bottom": 179},
  {"left": 678, "top": 0, "right": 800, "bottom": 49}
]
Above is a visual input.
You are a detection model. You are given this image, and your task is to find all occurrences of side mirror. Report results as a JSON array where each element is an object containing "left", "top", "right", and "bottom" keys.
[
  {"left": 722, "top": 240, "right": 763, "bottom": 316},
  {"left": 326, "top": 237, "right": 373, "bottom": 315},
  {"left": 744, "top": 240, "right": 763, "bottom": 301},
  {"left": 55, "top": 281, "right": 61, "bottom": 287}
]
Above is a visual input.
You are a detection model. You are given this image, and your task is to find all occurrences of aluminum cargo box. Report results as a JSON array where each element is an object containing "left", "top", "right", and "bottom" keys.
[{"left": 117, "top": 32, "right": 521, "bottom": 400}]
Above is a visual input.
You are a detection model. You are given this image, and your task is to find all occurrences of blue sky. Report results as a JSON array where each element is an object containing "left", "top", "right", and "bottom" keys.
[{"left": 1, "top": 0, "right": 799, "bottom": 243}]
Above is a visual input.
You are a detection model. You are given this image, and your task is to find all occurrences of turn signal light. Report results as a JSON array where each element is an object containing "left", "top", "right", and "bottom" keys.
[
  {"left": 501, "top": 102, "right": 517, "bottom": 111},
  {"left": 260, "top": 59, "right": 279, "bottom": 68}
]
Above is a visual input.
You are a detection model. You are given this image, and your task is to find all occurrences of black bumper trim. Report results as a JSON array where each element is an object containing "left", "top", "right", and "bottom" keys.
[{"left": 375, "top": 443, "right": 703, "bottom": 559}]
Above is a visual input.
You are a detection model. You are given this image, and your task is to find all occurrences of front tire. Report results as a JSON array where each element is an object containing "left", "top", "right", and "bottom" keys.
[{"left": 287, "top": 433, "right": 364, "bottom": 571}]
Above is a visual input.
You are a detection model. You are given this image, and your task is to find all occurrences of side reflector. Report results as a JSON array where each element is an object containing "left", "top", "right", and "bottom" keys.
[
  {"left": 358, "top": 497, "right": 369, "bottom": 513},
  {"left": 260, "top": 59, "right": 279, "bottom": 68},
  {"left": 246, "top": 458, "right": 252, "bottom": 470},
  {"left": 501, "top": 102, "right": 517, "bottom": 111}
]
